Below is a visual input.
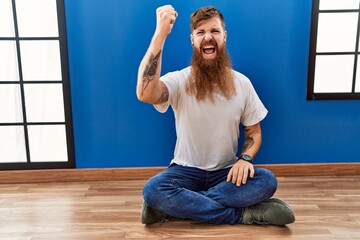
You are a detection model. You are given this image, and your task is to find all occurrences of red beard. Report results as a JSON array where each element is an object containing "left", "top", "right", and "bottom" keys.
[{"left": 187, "top": 39, "right": 235, "bottom": 101}]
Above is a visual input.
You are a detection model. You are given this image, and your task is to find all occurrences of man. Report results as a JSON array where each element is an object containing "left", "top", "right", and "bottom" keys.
[{"left": 136, "top": 5, "right": 295, "bottom": 225}]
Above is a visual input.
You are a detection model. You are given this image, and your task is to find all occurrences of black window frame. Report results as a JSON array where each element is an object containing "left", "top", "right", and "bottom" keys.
[
  {"left": 307, "top": 0, "right": 360, "bottom": 100},
  {"left": 0, "top": 0, "right": 75, "bottom": 170}
]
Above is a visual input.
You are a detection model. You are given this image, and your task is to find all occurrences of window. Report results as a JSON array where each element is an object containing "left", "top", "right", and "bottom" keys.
[
  {"left": 307, "top": 0, "right": 360, "bottom": 100},
  {"left": 0, "top": 0, "right": 74, "bottom": 170}
]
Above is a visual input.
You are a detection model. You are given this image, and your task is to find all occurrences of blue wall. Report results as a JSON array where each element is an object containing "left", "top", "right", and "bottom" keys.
[{"left": 64, "top": 0, "right": 360, "bottom": 168}]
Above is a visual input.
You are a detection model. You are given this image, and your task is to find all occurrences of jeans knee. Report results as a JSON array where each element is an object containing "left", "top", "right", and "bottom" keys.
[
  {"left": 142, "top": 177, "right": 160, "bottom": 205},
  {"left": 143, "top": 174, "right": 178, "bottom": 213},
  {"left": 268, "top": 173, "right": 278, "bottom": 196},
  {"left": 256, "top": 168, "right": 278, "bottom": 197}
]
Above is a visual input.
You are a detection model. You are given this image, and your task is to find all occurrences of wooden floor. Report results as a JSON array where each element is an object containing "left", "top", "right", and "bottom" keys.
[{"left": 0, "top": 175, "right": 359, "bottom": 239}]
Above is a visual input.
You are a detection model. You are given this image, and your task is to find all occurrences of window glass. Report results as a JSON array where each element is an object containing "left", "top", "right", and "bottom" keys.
[
  {"left": 20, "top": 40, "right": 62, "bottom": 81},
  {"left": 0, "top": 0, "right": 15, "bottom": 37},
  {"left": 0, "top": 41, "right": 19, "bottom": 81},
  {"left": 0, "top": 84, "right": 23, "bottom": 123},
  {"left": 308, "top": 0, "right": 360, "bottom": 99},
  {"left": 317, "top": 13, "right": 358, "bottom": 53},
  {"left": 28, "top": 125, "right": 68, "bottom": 162},
  {"left": 24, "top": 84, "right": 65, "bottom": 123},
  {"left": 0, "top": 126, "right": 26, "bottom": 163},
  {"left": 15, "top": 0, "right": 59, "bottom": 37},
  {"left": 0, "top": 0, "right": 73, "bottom": 170},
  {"left": 319, "top": 0, "right": 360, "bottom": 10},
  {"left": 314, "top": 55, "right": 354, "bottom": 93}
]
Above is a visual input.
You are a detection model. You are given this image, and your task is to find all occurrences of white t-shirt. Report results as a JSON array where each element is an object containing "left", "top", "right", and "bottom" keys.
[{"left": 154, "top": 66, "right": 267, "bottom": 171}]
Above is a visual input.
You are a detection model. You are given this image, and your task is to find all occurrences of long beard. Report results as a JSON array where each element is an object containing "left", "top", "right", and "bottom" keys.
[{"left": 186, "top": 41, "right": 235, "bottom": 102}]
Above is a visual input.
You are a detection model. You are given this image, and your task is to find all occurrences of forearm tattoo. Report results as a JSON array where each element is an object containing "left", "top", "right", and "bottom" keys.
[
  {"left": 153, "top": 83, "right": 169, "bottom": 104},
  {"left": 242, "top": 136, "right": 254, "bottom": 152},
  {"left": 141, "top": 51, "right": 161, "bottom": 96}
]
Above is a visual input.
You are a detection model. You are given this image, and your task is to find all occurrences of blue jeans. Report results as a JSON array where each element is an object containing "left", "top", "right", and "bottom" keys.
[{"left": 143, "top": 164, "right": 278, "bottom": 224}]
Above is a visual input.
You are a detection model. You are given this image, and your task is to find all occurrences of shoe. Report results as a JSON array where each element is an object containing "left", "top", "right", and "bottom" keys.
[
  {"left": 140, "top": 201, "right": 169, "bottom": 224},
  {"left": 242, "top": 198, "right": 295, "bottom": 225}
]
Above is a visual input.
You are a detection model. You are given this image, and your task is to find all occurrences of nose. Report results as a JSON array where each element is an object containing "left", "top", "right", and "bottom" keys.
[{"left": 204, "top": 32, "right": 213, "bottom": 41}]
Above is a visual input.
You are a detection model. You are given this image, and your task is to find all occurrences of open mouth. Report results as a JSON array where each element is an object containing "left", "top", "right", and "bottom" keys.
[
  {"left": 202, "top": 46, "right": 216, "bottom": 54},
  {"left": 201, "top": 38, "right": 218, "bottom": 55}
]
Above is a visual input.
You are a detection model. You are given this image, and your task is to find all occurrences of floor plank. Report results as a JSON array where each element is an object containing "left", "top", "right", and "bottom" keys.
[{"left": 0, "top": 175, "right": 359, "bottom": 239}]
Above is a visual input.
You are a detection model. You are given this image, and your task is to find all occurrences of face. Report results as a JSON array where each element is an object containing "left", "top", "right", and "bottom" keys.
[{"left": 190, "top": 17, "right": 227, "bottom": 60}]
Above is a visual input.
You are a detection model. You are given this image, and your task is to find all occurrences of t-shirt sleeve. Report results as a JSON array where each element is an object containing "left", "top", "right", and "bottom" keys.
[
  {"left": 153, "top": 70, "right": 181, "bottom": 113},
  {"left": 240, "top": 80, "right": 268, "bottom": 126}
]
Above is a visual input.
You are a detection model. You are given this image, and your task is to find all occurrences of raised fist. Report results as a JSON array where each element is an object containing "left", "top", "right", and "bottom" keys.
[{"left": 155, "top": 5, "right": 178, "bottom": 38}]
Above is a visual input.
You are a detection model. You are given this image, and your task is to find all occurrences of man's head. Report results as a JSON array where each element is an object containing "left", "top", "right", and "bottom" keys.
[
  {"left": 187, "top": 6, "right": 235, "bottom": 102},
  {"left": 190, "top": 6, "right": 227, "bottom": 60}
]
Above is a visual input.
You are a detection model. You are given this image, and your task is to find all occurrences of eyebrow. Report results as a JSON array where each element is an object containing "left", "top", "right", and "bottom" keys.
[{"left": 195, "top": 26, "right": 221, "bottom": 32}]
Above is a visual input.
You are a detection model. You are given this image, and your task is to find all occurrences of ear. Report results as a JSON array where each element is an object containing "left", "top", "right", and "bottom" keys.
[
  {"left": 190, "top": 34, "right": 194, "bottom": 46},
  {"left": 224, "top": 31, "right": 227, "bottom": 42}
]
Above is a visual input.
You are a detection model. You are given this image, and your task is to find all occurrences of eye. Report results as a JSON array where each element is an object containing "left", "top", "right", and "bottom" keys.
[
  {"left": 196, "top": 31, "right": 204, "bottom": 36},
  {"left": 212, "top": 29, "right": 220, "bottom": 34}
]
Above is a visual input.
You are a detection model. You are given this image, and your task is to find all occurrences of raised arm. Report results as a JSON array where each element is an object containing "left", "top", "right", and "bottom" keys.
[{"left": 136, "top": 5, "right": 177, "bottom": 104}]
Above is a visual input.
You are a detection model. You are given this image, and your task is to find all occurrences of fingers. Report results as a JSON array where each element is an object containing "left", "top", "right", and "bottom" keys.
[
  {"left": 155, "top": 5, "right": 178, "bottom": 37},
  {"left": 227, "top": 162, "right": 255, "bottom": 187},
  {"left": 157, "top": 5, "right": 178, "bottom": 24},
  {"left": 249, "top": 165, "right": 255, "bottom": 178},
  {"left": 227, "top": 167, "right": 240, "bottom": 185},
  {"left": 240, "top": 167, "right": 248, "bottom": 186},
  {"left": 227, "top": 165, "right": 242, "bottom": 186},
  {"left": 226, "top": 168, "right": 233, "bottom": 182}
]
